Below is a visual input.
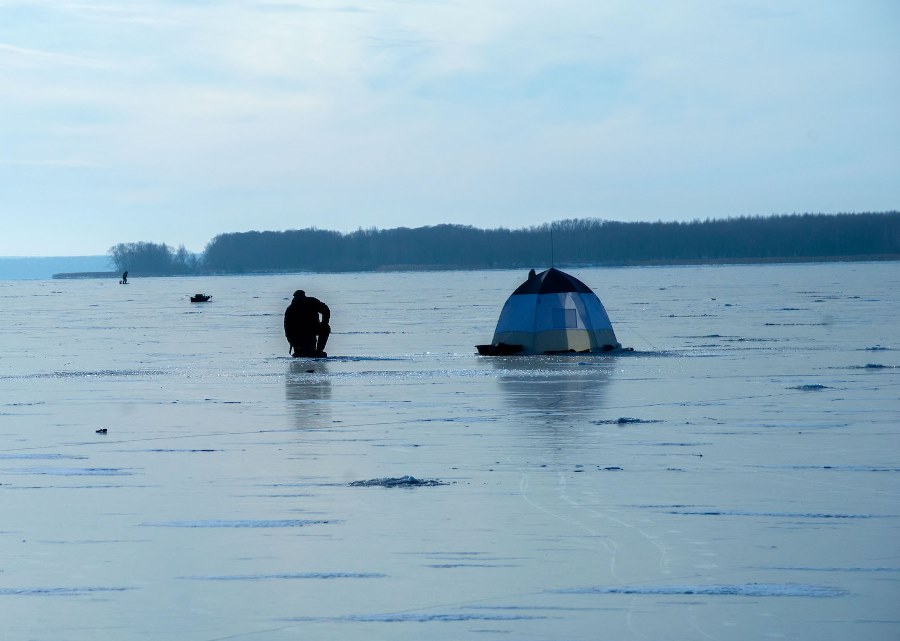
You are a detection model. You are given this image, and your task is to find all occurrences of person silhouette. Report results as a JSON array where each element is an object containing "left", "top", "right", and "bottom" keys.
[
  {"left": 120, "top": 271, "right": 128, "bottom": 284},
  {"left": 283, "top": 290, "right": 331, "bottom": 357}
]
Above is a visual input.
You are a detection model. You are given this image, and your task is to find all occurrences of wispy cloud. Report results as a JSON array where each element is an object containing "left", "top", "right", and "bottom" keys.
[{"left": 0, "top": 42, "right": 115, "bottom": 69}]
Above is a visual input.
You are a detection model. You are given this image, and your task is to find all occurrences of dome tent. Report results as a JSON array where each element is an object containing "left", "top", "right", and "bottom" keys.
[{"left": 477, "top": 268, "right": 620, "bottom": 355}]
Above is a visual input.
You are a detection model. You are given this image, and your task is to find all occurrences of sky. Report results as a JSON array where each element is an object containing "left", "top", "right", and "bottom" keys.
[{"left": 1, "top": 1, "right": 898, "bottom": 257}]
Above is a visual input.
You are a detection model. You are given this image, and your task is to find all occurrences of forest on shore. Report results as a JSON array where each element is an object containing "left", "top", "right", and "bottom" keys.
[{"left": 101, "top": 212, "right": 899, "bottom": 277}]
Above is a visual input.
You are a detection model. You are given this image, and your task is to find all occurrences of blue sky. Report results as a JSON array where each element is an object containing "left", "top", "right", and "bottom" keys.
[{"left": 1, "top": 0, "right": 898, "bottom": 256}]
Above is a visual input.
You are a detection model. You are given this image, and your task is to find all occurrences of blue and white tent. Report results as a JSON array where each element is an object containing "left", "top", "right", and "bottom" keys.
[{"left": 477, "top": 268, "right": 620, "bottom": 355}]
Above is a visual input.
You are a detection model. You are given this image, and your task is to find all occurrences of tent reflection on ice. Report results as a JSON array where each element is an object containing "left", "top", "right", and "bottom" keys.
[{"left": 477, "top": 268, "right": 621, "bottom": 355}]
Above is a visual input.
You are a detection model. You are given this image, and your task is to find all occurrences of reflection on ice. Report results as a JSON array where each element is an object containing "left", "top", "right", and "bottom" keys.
[
  {"left": 494, "top": 356, "right": 615, "bottom": 421},
  {"left": 285, "top": 359, "right": 332, "bottom": 429}
]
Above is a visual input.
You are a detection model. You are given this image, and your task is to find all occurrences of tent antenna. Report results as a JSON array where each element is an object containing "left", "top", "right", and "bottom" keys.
[{"left": 550, "top": 227, "right": 555, "bottom": 267}]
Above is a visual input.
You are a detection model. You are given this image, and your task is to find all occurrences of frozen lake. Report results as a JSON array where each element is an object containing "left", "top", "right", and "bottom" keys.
[{"left": 1, "top": 262, "right": 898, "bottom": 640}]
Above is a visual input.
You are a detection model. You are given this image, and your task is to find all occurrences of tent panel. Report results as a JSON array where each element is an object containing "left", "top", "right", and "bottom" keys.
[
  {"left": 534, "top": 292, "right": 580, "bottom": 331},
  {"left": 494, "top": 294, "right": 538, "bottom": 333},
  {"left": 533, "top": 329, "right": 593, "bottom": 353},
  {"left": 573, "top": 292, "right": 613, "bottom": 331},
  {"left": 492, "top": 328, "right": 620, "bottom": 355},
  {"left": 511, "top": 267, "right": 594, "bottom": 295},
  {"left": 491, "top": 330, "right": 536, "bottom": 354}
]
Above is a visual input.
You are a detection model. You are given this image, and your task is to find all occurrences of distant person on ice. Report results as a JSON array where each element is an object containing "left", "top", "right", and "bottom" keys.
[
  {"left": 121, "top": 271, "right": 128, "bottom": 284},
  {"left": 284, "top": 290, "right": 331, "bottom": 357}
]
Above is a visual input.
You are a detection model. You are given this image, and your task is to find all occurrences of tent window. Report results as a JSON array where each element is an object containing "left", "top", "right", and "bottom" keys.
[{"left": 552, "top": 307, "right": 578, "bottom": 329}]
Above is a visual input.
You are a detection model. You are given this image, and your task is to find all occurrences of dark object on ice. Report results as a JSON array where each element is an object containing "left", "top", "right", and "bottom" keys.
[
  {"left": 190, "top": 294, "right": 211, "bottom": 302},
  {"left": 477, "top": 267, "right": 622, "bottom": 355},
  {"left": 349, "top": 476, "right": 447, "bottom": 488},
  {"left": 592, "top": 417, "right": 662, "bottom": 425},
  {"left": 120, "top": 271, "right": 128, "bottom": 284},
  {"left": 96, "top": 428, "right": 108, "bottom": 434},
  {"left": 284, "top": 290, "right": 330, "bottom": 357},
  {"left": 476, "top": 342, "right": 523, "bottom": 356}
]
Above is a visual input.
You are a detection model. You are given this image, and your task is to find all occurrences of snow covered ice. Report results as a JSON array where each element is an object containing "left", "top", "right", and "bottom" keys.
[{"left": 0, "top": 263, "right": 897, "bottom": 640}]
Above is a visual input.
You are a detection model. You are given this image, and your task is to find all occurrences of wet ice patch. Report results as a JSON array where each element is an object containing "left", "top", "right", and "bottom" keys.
[
  {"left": 791, "top": 384, "right": 829, "bottom": 391},
  {"left": 136, "top": 449, "right": 219, "bottom": 453},
  {"left": 181, "top": 572, "right": 384, "bottom": 580},
  {"left": 142, "top": 519, "right": 330, "bottom": 528},
  {"left": 762, "top": 566, "right": 900, "bottom": 573},
  {"left": 285, "top": 612, "right": 549, "bottom": 622},
  {"left": 753, "top": 464, "right": 900, "bottom": 472},
  {"left": 5, "top": 467, "right": 135, "bottom": 476},
  {"left": 0, "top": 586, "right": 132, "bottom": 597},
  {"left": 350, "top": 476, "right": 447, "bottom": 487},
  {"left": 665, "top": 509, "right": 890, "bottom": 519},
  {"left": 10, "top": 369, "right": 169, "bottom": 380},
  {"left": 0, "top": 453, "right": 87, "bottom": 460},
  {"left": 554, "top": 583, "right": 848, "bottom": 597}
]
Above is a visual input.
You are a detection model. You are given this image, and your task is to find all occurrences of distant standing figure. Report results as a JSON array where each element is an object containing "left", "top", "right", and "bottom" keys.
[
  {"left": 121, "top": 271, "right": 128, "bottom": 284},
  {"left": 284, "top": 290, "right": 331, "bottom": 357}
]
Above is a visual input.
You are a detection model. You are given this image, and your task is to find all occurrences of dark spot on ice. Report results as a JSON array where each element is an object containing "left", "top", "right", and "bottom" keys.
[
  {"left": 592, "top": 417, "right": 663, "bottom": 425},
  {"left": 0, "top": 586, "right": 133, "bottom": 596},
  {"left": 762, "top": 566, "right": 900, "bottom": 573},
  {"left": 181, "top": 572, "right": 385, "bottom": 580},
  {"left": 284, "top": 612, "right": 549, "bottom": 622},
  {"left": 349, "top": 476, "right": 447, "bottom": 488},
  {"left": 142, "top": 519, "right": 330, "bottom": 528},
  {"left": 753, "top": 464, "right": 900, "bottom": 472},
  {"left": 0, "top": 454, "right": 87, "bottom": 460},
  {"left": 791, "top": 384, "right": 828, "bottom": 391},
  {"left": 426, "top": 563, "right": 518, "bottom": 568},
  {"left": 8, "top": 468, "right": 135, "bottom": 476},
  {"left": 602, "top": 466, "right": 623, "bottom": 471},
  {"left": 865, "top": 346, "right": 890, "bottom": 351},
  {"left": 552, "top": 583, "right": 848, "bottom": 597},
  {"left": 141, "top": 449, "right": 218, "bottom": 453},
  {"left": 666, "top": 509, "right": 888, "bottom": 519}
]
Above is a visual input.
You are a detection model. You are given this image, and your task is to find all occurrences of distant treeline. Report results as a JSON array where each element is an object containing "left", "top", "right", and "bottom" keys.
[{"left": 108, "top": 212, "right": 899, "bottom": 275}]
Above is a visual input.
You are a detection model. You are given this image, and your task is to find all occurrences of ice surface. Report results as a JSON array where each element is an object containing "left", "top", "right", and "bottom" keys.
[{"left": 0, "top": 263, "right": 898, "bottom": 640}]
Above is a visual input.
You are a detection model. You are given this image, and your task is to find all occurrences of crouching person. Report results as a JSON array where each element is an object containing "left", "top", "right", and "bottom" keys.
[{"left": 284, "top": 290, "right": 331, "bottom": 357}]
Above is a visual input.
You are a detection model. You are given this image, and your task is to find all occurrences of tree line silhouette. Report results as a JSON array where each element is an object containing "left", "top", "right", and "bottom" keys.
[{"left": 108, "top": 212, "right": 899, "bottom": 276}]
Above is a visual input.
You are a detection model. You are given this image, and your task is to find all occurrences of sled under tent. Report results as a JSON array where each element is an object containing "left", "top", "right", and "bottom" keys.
[{"left": 476, "top": 267, "right": 621, "bottom": 356}]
